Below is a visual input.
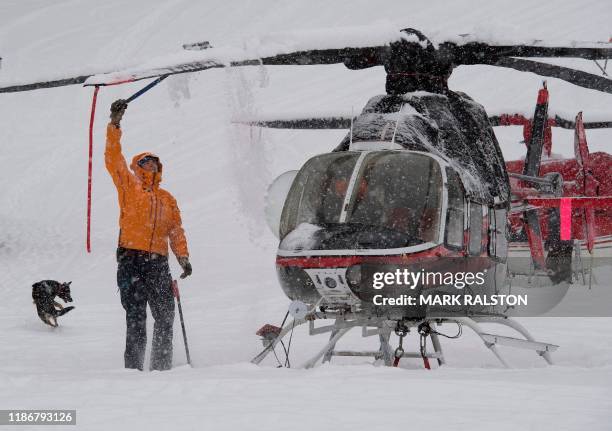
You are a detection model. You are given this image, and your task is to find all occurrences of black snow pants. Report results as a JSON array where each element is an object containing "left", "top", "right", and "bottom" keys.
[{"left": 117, "top": 247, "right": 175, "bottom": 371}]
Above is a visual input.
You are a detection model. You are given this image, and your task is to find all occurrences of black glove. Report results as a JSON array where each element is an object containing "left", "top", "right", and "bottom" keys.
[
  {"left": 178, "top": 257, "right": 192, "bottom": 279},
  {"left": 110, "top": 99, "right": 128, "bottom": 127}
]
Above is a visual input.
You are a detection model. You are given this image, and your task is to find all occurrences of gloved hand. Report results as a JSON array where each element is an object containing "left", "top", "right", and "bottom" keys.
[
  {"left": 110, "top": 99, "right": 128, "bottom": 127},
  {"left": 178, "top": 257, "right": 192, "bottom": 279}
]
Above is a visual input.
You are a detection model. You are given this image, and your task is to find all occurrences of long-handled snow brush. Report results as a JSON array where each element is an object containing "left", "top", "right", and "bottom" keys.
[
  {"left": 172, "top": 279, "right": 192, "bottom": 367},
  {"left": 125, "top": 74, "right": 168, "bottom": 103}
]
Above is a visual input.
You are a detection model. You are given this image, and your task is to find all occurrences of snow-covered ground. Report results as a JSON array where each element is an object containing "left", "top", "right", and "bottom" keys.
[{"left": 1, "top": 1, "right": 611, "bottom": 430}]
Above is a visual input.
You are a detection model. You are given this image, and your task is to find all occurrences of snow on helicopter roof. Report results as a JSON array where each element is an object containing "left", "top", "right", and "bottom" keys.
[{"left": 334, "top": 91, "right": 509, "bottom": 204}]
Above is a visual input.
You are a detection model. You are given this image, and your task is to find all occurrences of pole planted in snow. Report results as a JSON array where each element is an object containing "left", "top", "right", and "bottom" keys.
[{"left": 172, "top": 279, "right": 192, "bottom": 367}]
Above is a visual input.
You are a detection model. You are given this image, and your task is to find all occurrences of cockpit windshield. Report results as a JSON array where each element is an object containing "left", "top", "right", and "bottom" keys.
[
  {"left": 279, "top": 151, "right": 443, "bottom": 250},
  {"left": 346, "top": 152, "right": 442, "bottom": 242},
  {"left": 280, "top": 152, "right": 359, "bottom": 237}
]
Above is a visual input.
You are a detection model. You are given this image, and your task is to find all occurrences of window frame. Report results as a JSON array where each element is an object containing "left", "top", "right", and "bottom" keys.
[
  {"left": 468, "top": 202, "right": 484, "bottom": 256},
  {"left": 488, "top": 206, "right": 508, "bottom": 262},
  {"left": 444, "top": 168, "right": 466, "bottom": 251}
]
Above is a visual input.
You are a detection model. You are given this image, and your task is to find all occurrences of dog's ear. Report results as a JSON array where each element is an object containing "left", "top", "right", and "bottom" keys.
[{"left": 65, "top": 281, "right": 72, "bottom": 287}]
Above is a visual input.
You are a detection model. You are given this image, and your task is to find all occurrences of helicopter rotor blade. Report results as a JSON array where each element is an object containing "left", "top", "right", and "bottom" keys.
[
  {"left": 452, "top": 41, "right": 612, "bottom": 62},
  {"left": 0, "top": 46, "right": 380, "bottom": 93},
  {"left": 235, "top": 116, "right": 352, "bottom": 129},
  {"left": 489, "top": 113, "right": 612, "bottom": 129},
  {"left": 80, "top": 47, "right": 386, "bottom": 87},
  {"left": 2, "top": 26, "right": 611, "bottom": 94},
  {"left": 494, "top": 57, "right": 612, "bottom": 94},
  {"left": 552, "top": 115, "right": 612, "bottom": 130},
  {"left": 0, "top": 59, "right": 229, "bottom": 93},
  {"left": 259, "top": 46, "right": 386, "bottom": 68},
  {"left": 0, "top": 75, "right": 93, "bottom": 93}
]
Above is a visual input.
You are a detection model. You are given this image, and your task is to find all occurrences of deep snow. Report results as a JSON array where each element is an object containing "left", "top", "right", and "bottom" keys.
[{"left": 1, "top": 1, "right": 611, "bottom": 430}]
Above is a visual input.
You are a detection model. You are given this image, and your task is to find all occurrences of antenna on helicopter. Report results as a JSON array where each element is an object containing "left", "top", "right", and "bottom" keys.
[
  {"left": 349, "top": 106, "right": 354, "bottom": 147},
  {"left": 390, "top": 103, "right": 404, "bottom": 146}
]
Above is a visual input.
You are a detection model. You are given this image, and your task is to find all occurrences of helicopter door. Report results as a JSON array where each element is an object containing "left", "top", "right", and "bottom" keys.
[{"left": 445, "top": 168, "right": 465, "bottom": 250}]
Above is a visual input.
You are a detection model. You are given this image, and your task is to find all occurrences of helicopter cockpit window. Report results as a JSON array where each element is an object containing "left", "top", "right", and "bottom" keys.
[
  {"left": 445, "top": 168, "right": 465, "bottom": 249},
  {"left": 347, "top": 152, "right": 442, "bottom": 243},
  {"left": 279, "top": 153, "right": 359, "bottom": 238},
  {"left": 279, "top": 151, "right": 444, "bottom": 250}
]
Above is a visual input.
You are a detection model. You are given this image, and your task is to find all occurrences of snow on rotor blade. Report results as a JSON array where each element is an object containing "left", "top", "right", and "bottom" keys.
[
  {"left": 84, "top": 48, "right": 369, "bottom": 86},
  {"left": 3, "top": 23, "right": 403, "bottom": 92},
  {"left": 5, "top": 24, "right": 611, "bottom": 92},
  {"left": 83, "top": 45, "right": 245, "bottom": 86},
  {"left": 85, "top": 24, "right": 406, "bottom": 86},
  {"left": 252, "top": 23, "right": 405, "bottom": 54}
]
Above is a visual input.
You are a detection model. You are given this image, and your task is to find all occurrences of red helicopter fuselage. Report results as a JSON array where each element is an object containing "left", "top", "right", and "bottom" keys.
[{"left": 506, "top": 152, "right": 612, "bottom": 253}]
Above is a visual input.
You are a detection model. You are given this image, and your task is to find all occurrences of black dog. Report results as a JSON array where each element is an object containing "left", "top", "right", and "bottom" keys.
[{"left": 32, "top": 280, "right": 75, "bottom": 327}]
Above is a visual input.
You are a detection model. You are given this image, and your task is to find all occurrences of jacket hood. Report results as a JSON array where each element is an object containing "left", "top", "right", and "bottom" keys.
[{"left": 130, "top": 152, "right": 163, "bottom": 189}]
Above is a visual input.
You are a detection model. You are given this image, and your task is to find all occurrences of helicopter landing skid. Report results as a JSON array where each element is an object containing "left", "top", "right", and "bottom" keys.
[
  {"left": 251, "top": 312, "right": 557, "bottom": 369},
  {"left": 456, "top": 316, "right": 557, "bottom": 367}
]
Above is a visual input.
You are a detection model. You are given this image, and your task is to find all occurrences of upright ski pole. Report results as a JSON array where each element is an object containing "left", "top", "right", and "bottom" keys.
[{"left": 172, "top": 279, "right": 192, "bottom": 367}]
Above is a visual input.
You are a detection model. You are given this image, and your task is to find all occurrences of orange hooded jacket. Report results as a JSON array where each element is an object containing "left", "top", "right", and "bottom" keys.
[{"left": 105, "top": 123, "right": 189, "bottom": 258}]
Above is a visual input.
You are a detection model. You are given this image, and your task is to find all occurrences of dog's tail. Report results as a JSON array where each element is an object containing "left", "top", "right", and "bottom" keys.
[{"left": 56, "top": 306, "right": 75, "bottom": 316}]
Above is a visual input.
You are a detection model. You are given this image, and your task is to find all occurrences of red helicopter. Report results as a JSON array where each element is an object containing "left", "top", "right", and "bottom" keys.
[
  {"left": 1, "top": 26, "right": 611, "bottom": 369},
  {"left": 490, "top": 90, "right": 612, "bottom": 274}
]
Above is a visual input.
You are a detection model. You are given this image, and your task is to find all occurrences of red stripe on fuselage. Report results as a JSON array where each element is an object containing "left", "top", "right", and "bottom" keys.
[{"left": 276, "top": 245, "right": 459, "bottom": 268}]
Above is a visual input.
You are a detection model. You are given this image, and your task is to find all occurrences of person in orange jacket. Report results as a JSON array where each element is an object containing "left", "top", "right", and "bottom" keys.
[{"left": 106, "top": 99, "right": 192, "bottom": 371}]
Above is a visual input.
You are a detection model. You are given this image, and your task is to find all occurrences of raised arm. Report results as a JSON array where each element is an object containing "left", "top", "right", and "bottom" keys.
[{"left": 105, "top": 100, "right": 131, "bottom": 189}]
